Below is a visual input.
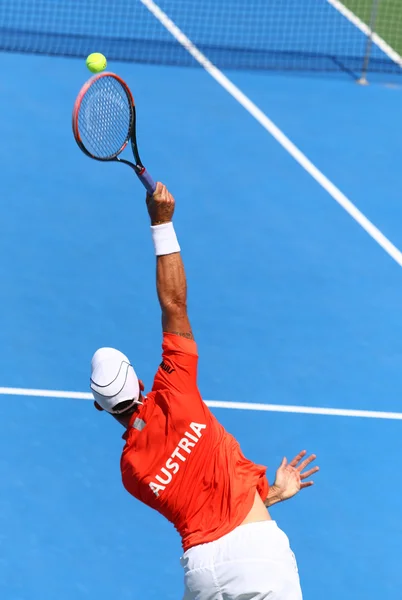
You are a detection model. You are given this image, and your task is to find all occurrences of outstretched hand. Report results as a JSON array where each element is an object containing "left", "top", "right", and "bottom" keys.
[{"left": 271, "top": 450, "right": 319, "bottom": 502}]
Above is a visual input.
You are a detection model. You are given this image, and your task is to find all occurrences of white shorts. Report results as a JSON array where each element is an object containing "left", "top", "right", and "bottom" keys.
[{"left": 180, "top": 521, "right": 302, "bottom": 600}]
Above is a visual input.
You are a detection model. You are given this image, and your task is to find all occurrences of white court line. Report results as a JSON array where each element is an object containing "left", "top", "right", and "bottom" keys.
[
  {"left": 1, "top": 386, "right": 402, "bottom": 420},
  {"left": 327, "top": 0, "right": 402, "bottom": 68},
  {"left": 0, "top": 387, "right": 92, "bottom": 400},
  {"left": 140, "top": 0, "right": 402, "bottom": 268},
  {"left": 207, "top": 400, "right": 402, "bottom": 420}
]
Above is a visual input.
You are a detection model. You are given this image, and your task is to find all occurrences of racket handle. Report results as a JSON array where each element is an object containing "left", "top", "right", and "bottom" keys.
[{"left": 137, "top": 168, "right": 157, "bottom": 194}]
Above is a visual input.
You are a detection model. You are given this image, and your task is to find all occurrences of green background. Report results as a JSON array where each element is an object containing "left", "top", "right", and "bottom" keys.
[{"left": 344, "top": 0, "right": 402, "bottom": 55}]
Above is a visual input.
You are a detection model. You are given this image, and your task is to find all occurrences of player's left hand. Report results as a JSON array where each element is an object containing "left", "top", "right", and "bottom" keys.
[{"left": 271, "top": 450, "right": 319, "bottom": 502}]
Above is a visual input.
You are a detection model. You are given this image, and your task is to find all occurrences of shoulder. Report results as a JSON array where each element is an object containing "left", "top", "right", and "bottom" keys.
[{"left": 162, "top": 332, "right": 198, "bottom": 356}]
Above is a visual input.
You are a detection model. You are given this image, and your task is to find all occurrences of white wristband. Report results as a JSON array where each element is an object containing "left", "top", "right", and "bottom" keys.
[{"left": 151, "top": 222, "right": 181, "bottom": 256}]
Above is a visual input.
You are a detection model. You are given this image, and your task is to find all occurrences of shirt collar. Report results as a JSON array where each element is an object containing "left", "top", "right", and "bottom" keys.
[{"left": 122, "top": 395, "right": 149, "bottom": 440}]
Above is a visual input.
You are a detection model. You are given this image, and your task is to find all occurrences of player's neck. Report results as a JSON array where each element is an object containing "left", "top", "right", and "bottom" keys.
[
  {"left": 113, "top": 413, "right": 133, "bottom": 428},
  {"left": 112, "top": 394, "right": 144, "bottom": 428}
]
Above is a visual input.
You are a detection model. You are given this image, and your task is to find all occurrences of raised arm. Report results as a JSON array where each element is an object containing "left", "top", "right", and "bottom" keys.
[{"left": 147, "top": 183, "right": 193, "bottom": 340}]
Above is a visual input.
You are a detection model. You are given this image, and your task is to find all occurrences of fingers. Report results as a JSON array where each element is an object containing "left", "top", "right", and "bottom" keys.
[
  {"left": 146, "top": 181, "right": 163, "bottom": 203},
  {"left": 146, "top": 182, "right": 175, "bottom": 224},
  {"left": 299, "top": 462, "right": 320, "bottom": 490},
  {"left": 300, "top": 466, "right": 320, "bottom": 480},
  {"left": 154, "top": 181, "right": 164, "bottom": 196},
  {"left": 288, "top": 450, "right": 307, "bottom": 468},
  {"left": 153, "top": 183, "right": 175, "bottom": 206},
  {"left": 159, "top": 183, "right": 170, "bottom": 202},
  {"left": 296, "top": 453, "right": 317, "bottom": 473},
  {"left": 280, "top": 457, "right": 288, "bottom": 468},
  {"left": 285, "top": 450, "right": 319, "bottom": 492},
  {"left": 146, "top": 181, "right": 170, "bottom": 204}
]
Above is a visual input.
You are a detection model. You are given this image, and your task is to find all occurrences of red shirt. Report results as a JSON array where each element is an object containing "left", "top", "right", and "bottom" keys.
[{"left": 120, "top": 333, "right": 268, "bottom": 551}]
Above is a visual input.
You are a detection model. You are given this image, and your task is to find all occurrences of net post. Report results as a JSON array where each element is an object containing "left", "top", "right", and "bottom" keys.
[{"left": 357, "top": 0, "right": 381, "bottom": 85}]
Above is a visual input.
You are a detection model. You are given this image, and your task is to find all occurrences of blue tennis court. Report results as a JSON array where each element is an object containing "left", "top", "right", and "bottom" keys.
[{"left": 1, "top": 2, "right": 402, "bottom": 599}]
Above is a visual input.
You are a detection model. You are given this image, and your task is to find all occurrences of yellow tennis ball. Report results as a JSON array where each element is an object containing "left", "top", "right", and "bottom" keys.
[{"left": 86, "top": 53, "right": 107, "bottom": 73}]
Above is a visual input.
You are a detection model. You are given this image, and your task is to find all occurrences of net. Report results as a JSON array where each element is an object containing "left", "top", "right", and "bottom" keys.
[{"left": 1, "top": 0, "right": 401, "bottom": 75}]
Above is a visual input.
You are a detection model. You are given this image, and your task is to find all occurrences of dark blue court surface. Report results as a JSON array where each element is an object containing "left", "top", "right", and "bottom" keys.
[{"left": 0, "top": 16, "right": 402, "bottom": 600}]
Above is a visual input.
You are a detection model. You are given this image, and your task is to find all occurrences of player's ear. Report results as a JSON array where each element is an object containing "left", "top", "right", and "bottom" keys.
[
  {"left": 139, "top": 379, "right": 145, "bottom": 392},
  {"left": 94, "top": 401, "right": 104, "bottom": 411}
]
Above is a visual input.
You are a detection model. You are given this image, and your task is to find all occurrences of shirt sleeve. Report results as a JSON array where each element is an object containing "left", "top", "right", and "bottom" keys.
[
  {"left": 257, "top": 473, "right": 269, "bottom": 503},
  {"left": 152, "top": 333, "right": 199, "bottom": 394}
]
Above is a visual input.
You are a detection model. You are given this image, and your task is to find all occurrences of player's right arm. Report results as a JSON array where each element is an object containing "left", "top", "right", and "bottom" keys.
[
  {"left": 147, "top": 182, "right": 193, "bottom": 340},
  {"left": 147, "top": 183, "right": 198, "bottom": 394}
]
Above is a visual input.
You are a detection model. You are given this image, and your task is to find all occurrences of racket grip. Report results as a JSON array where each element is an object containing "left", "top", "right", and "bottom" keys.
[{"left": 137, "top": 169, "right": 157, "bottom": 194}]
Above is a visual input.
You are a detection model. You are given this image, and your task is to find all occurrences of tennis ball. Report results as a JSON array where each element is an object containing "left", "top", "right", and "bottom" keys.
[{"left": 86, "top": 53, "right": 107, "bottom": 73}]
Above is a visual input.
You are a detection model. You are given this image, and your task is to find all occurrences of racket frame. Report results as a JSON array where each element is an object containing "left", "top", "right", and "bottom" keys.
[{"left": 72, "top": 72, "right": 155, "bottom": 192}]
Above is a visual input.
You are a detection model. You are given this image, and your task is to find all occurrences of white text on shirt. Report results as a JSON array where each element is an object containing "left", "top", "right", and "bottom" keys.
[{"left": 149, "top": 422, "right": 206, "bottom": 497}]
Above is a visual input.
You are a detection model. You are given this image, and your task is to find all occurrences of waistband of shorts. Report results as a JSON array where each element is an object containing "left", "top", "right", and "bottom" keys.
[{"left": 181, "top": 520, "right": 279, "bottom": 562}]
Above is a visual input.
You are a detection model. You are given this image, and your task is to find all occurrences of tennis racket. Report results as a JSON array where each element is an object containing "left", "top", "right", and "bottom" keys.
[{"left": 72, "top": 72, "right": 156, "bottom": 194}]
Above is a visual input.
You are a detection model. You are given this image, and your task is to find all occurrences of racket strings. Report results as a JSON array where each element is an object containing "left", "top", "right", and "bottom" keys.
[{"left": 77, "top": 76, "right": 133, "bottom": 159}]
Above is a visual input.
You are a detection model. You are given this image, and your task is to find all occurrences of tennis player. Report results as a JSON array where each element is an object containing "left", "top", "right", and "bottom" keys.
[{"left": 90, "top": 182, "right": 319, "bottom": 600}]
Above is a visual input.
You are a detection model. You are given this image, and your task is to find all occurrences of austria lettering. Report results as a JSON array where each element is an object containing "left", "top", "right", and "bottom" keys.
[{"left": 149, "top": 422, "right": 206, "bottom": 496}]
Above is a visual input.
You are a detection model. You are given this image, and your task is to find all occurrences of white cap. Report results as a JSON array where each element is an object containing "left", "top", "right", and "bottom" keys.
[{"left": 90, "top": 347, "right": 140, "bottom": 413}]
